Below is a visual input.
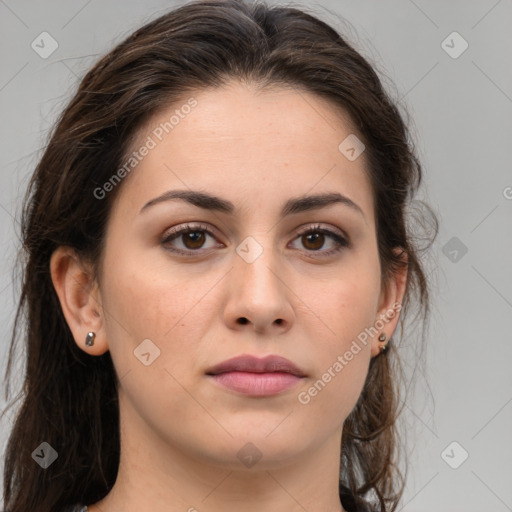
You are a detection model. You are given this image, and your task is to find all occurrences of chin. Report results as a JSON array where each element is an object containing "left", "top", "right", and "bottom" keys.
[
  {"left": 189, "top": 426, "right": 309, "bottom": 471},
  {"left": 202, "top": 443, "right": 305, "bottom": 472}
]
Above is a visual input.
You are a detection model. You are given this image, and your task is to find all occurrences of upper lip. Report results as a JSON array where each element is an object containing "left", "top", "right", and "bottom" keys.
[{"left": 206, "top": 355, "right": 306, "bottom": 377}]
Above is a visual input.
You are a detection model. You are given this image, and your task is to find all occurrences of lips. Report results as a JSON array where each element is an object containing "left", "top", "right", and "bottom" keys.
[
  {"left": 206, "top": 354, "right": 307, "bottom": 396},
  {"left": 205, "top": 354, "right": 306, "bottom": 377}
]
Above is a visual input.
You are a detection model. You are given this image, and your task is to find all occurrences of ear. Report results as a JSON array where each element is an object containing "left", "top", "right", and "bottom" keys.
[
  {"left": 50, "top": 246, "right": 108, "bottom": 355},
  {"left": 370, "top": 247, "right": 408, "bottom": 358}
]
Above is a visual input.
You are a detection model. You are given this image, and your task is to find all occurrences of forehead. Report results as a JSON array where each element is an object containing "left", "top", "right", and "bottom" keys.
[{"left": 112, "top": 81, "right": 374, "bottom": 224}]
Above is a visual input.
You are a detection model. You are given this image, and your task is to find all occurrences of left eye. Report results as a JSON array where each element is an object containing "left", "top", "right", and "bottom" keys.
[
  {"left": 290, "top": 226, "right": 349, "bottom": 255},
  {"left": 162, "top": 223, "right": 349, "bottom": 256}
]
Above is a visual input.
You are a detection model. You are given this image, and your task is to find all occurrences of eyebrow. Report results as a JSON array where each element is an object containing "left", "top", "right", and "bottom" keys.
[{"left": 139, "top": 189, "right": 365, "bottom": 218}]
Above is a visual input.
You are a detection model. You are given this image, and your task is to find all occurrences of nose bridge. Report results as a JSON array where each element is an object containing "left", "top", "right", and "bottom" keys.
[
  {"left": 226, "top": 231, "right": 294, "bottom": 333},
  {"left": 235, "top": 232, "right": 283, "bottom": 298}
]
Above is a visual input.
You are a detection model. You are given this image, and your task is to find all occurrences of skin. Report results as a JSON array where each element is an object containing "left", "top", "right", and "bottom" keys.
[{"left": 50, "top": 80, "right": 407, "bottom": 512}]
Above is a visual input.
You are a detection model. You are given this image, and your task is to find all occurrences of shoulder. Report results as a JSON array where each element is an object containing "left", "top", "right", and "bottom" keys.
[
  {"left": 342, "top": 498, "right": 377, "bottom": 512},
  {"left": 350, "top": 504, "right": 376, "bottom": 512},
  {"left": 62, "top": 505, "right": 87, "bottom": 512},
  {"left": 1, "top": 506, "right": 86, "bottom": 512}
]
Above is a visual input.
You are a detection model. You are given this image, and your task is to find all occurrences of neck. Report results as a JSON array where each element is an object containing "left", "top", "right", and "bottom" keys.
[{"left": 88, "top": 395, "right": 347, "bottom": 512}]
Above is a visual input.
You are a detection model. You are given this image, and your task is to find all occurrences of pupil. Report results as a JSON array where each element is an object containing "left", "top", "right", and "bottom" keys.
[
  {"left": 185, "top": 231, "right": 204, "bottom": 248},
  {"left": 305, "top": 233, "right": 323, "bottom": 250},
  {"left": 182, "top": 231, "right": 326, "bottom": 251}
]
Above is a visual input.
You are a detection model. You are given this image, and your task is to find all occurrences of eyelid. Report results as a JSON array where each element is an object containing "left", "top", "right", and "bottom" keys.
[
  {"left": 291, "top": 223, "right": 350, "bottom": 255},
  {"left": 161, "top": 222, "right": 349, "bottom": 255},
  {"left": 295, "top": 222, "right": 347, "bottom": 240},
  {"left": 161, "top": 222, "right": 220, "bottom": 245}
]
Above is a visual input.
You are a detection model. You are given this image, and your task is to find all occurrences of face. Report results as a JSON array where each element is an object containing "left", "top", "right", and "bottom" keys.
[{"left": 81, "top": 81, "right": 401, "bottom": 469}]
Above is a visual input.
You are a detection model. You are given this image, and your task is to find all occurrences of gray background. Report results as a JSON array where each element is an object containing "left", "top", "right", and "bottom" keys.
[{"left": 1, "top": 1, "right": 511, "bottom": 510}]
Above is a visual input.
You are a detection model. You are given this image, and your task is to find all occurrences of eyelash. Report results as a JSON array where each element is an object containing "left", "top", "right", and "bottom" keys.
[{"left": 161, "top": 223, "right": 349, "bottom": 258}]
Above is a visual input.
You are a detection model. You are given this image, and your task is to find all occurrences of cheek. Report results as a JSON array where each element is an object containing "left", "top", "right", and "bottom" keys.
[
  {"left": 304, "top": 261, "right": 381, "bottom": 346},
  {"left": 297, "top": 281, "right": 375, "bottom": 424},
  {"left": 99, "top": 250, "right": 222, "bottom": 372},
  {"left": 298, "top": 257, "right": 380, "bottom": 400},
  {"left": 102, "top": 243, "right": 182, "bottom": 331}
]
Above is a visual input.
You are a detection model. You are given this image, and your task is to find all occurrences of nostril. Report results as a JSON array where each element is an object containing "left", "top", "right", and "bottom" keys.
[{"left": 238, "top": 317, "right": 249, "bottom": 324}]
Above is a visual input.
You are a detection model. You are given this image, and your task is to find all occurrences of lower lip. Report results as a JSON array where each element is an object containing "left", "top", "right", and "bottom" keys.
[{"left": 209, "top": 371, "right": 302, "bottom": 396}]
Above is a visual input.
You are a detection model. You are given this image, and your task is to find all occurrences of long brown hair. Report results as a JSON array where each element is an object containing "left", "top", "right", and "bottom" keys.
[{"left": 2, "top": 1, "right": 438, "bottom": 511}]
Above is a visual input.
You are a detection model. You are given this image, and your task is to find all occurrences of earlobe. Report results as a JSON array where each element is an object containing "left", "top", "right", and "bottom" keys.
[
  {"left": 49, "top": 246, "right": 108, "bottom": 355},
  {"left": 371, "top": 248, "right": 408, "bottom": 358}
]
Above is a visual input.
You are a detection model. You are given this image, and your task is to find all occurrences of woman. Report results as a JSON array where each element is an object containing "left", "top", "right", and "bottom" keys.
[{"left": 1, "top": 1, "right": 437, "bottom": 511}]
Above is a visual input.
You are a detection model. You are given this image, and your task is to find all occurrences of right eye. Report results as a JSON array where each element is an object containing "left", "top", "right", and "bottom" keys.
[{"left": 161, "top": 223, "right": 223, "bottom": 255}]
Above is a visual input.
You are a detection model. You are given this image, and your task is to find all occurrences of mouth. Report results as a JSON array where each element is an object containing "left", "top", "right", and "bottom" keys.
[{"left": 205, "top": 354, "right": 307, "bottom": 397}]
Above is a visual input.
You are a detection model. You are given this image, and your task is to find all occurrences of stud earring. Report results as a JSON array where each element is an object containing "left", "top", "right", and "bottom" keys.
[
  {"left": 378, "top": 332, "right": 388, "bottom": 354},
  {"left": 85, "top": 331, "right": 96, "bottom": 347}
]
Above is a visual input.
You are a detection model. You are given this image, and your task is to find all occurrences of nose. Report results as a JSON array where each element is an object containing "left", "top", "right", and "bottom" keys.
[{"left": 223, "top": 243, "right": 295, "bottom": 335}]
